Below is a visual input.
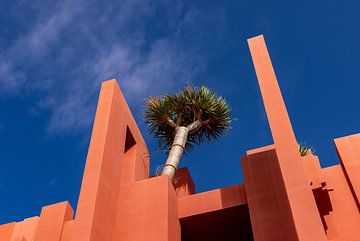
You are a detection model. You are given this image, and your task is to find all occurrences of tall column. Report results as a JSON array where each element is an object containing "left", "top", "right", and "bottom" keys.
[
  {"left": 70, "top": 79, "right": 180, "bottom": 241},
  {"left": 70, "top": 80, "right": 150, "bottom": 241},
  {"left": 247, "top": 35, "right": 327, "bottom": 241}
]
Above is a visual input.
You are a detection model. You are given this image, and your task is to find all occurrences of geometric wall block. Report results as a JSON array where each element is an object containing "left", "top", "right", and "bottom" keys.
[
  {"left": 70, "top": 80, "right": 150, "bottom": 241},
  {"left": 10, "top": 217, "right": 38, "bottom": 241},
  {"left": 1, "top": 33, "right": 360, "bottom": 241},
  {"left": 301, "top": 153, "right": 324, "bottom": 189},
  {"left": 173, "top": 168, "right": 196, "bottom": 198},
  {"left": 241, "top": 148, "right": 298, "bottom": 241},
  {"left": 60, "top": 221, "right": 73, "bottom": 241},
  {"left": 178, "top": 184, "right": 246, "bottom": 219},
  {"left": 114, "top": 176, "right": 180, "bottom": 241},
  {"left": 335, "top": 133, "right": 360, "bottom": 206},
  {"left": 0, "top": 223, "right": 16, "bottom": 241},
  {"left": 319, "top": 165, "right": 360, "bottom": 241},
  {"left": 247, "top": 35, "right": 328, "bottom": 241},
  {"left": 33, "top": 201, "right": 73, "bottom": 241}
]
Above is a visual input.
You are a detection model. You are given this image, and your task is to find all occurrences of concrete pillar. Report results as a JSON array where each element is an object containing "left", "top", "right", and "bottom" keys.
[
  {"left": 70, "top": 79, "right": 180, "bottom": 241},
  {"left": 246, "top": 35, "right": 327, "bottom": 241}
]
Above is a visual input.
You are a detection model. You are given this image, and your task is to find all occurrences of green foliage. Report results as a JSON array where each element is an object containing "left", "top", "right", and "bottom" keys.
[
  {"left": 144, "top": 86, "right": 232, "bottom": 152},
  {"left": 298, "top": 142, "right": 315, "bottom": 157}
]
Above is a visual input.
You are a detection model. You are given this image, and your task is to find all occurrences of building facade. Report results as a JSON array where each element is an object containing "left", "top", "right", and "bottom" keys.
[{"left": 1, "top": 35, "right": 359, "bottom": 241}]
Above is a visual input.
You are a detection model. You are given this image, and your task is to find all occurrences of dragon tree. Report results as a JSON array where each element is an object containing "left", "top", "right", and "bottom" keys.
[{"left": 144, "top": 86, "right": 231, "bottom": 180}]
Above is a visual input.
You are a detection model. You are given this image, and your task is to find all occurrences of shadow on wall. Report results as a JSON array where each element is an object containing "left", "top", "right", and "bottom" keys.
[
  {"left": 180, "top": 204, "right": 254, "bottom": 241},
  {"left": 312, "top": 187, "right": 334, "bottom": 233}
]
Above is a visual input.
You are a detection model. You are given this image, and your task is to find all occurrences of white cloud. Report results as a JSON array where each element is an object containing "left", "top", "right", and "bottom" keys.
[
  {"left": 0, "top": 0, "right": 207, "bottom": 135},
  {"left": 0, "top": 0, "right": 81, "bottom": 94},
  {"left": 0, "top": 60, "right": 25, "bottom": 94}
]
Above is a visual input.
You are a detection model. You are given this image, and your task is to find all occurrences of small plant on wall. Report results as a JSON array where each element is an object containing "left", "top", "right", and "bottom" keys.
[
  {"left": 298, "top": 142, "right": 316, "bottom": 157},
  {"left": 144, "top": 86, "right": 232, "bottom": 180}
]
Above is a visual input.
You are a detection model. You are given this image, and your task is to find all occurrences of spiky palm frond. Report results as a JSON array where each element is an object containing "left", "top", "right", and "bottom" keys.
[
  {"left": 298, "top": 142, "right": 315, "bottom": 157},
  {"left": 144, "top": 86, "right": 232, "bottom": 152}
]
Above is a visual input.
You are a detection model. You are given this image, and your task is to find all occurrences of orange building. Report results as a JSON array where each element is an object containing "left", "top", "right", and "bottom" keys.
[{"left": 1, "top": 35, "right": 359, "bottom": 241}]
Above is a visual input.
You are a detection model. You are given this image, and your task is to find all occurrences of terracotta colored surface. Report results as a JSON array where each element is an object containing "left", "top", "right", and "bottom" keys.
[
  {"left": 114, "top": 176, "right": 180, "bottom": 241},
  {"left": 248, "top": 35, "right": 327, "bottom": 241},
  {"left": 9, "top": 221, "right": 24, "bottom": 241},
  {"left": 0, "top": 223, "right": 16, "bottom": 241},
  {"left": 318, "top": 165, "right": 360, "bottom": 241},
  {"left": 33, "top": 201, "right": 73, "bottom": 241},
  {"left": 178, "top": 184, "right": 246, "bottom": 218},
  {"left": 173, "top": 167, "right": 195, "bottom": 197},
  {"left": 70, "top": 80, "right": 150, "bottom": 241},
  {"left": 335, "top": 133, "right": 360, "bottom": 204},
  {"left": 241, "top": 148, "right": 298, "bottom": 241},
  {"left": 246, "top": 144, "right": 274, "bottom": 155},
  {"left": 1, "top": 37, "right": 360, "bottom": 241},
  {"left": 71, "top": 79, "right": 180, "bottom": 241},
  {"left": 301, "top": 153, "right": 324, "bottom": 189},
  {"left": 9, "top": 217, "right": 38, "bottom": 241},
  {"left": 60, "top": 221, "right": 73, "bottom": 241}
]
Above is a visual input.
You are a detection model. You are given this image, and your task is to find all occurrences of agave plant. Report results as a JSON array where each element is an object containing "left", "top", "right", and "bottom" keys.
[
  {"left": 298, "top": 142, "right": 315, "bottom": 157},
  {"left": 144, "top": 86, "right": 231, "bottom": 180}
]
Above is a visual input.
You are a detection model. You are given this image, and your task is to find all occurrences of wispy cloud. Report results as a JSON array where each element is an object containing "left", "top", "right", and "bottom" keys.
[
  {"left": 0, "top": 0, "right": 210, "bottom": 134},
  {"left": 48, "top": 177, "right": 57, "bottom": 187},
  {"left": 0, "top": 1, "right": 80, "bottom": 95}
]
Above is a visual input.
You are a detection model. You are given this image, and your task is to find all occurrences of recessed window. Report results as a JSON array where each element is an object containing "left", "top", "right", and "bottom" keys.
[{"left": 124, "top": 126, "right": 136, "bottom": 153}]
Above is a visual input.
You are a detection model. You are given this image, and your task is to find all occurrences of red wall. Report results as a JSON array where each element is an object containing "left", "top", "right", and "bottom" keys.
[{"left": 1, "top": 35, "right": 359, "bottom": 241}]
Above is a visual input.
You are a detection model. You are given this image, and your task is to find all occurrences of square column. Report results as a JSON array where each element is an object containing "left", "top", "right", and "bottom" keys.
[{"left": 246, "top": 35, "right": 327, "bottom": 241}]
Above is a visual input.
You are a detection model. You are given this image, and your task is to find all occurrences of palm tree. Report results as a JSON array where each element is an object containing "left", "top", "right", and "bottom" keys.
[{"left": 144, "top": 86, "right": 231, "bottom": 180}]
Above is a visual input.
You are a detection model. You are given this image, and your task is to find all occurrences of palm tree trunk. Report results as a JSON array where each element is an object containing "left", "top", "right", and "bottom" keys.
[{"left": 161, "top": 126, "right": 189, "bottom": 180}]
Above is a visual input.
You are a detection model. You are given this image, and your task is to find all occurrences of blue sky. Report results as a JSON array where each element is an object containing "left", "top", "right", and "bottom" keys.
[{"left": 1, "top": 0, "right": 359, "bottom": 223}]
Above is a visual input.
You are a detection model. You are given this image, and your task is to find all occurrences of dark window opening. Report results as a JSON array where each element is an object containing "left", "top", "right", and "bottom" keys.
[
  {"left": 180, "top": 204, "right": 254, "bottom": 241},
  {"left": 124, "top": 126, "right": 136, "bottom": 153}
]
